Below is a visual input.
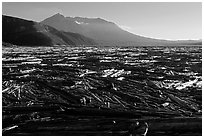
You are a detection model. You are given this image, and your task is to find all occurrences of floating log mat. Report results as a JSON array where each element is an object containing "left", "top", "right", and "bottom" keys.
[{"left": 2, "top": 46, "right": 202, "bottom": 136}]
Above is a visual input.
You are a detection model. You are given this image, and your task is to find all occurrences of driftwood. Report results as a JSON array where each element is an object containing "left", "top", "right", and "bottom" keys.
[
  {"left": 146, "top": 117, "right": 202, "bottom": 136},
  {"left": 2, "top": 46, "right": 202, "bottom": 136},
  {"left": 3, "top": 105, "right": 61, "bottom": 115},
  {"left": 35, "top": 80, "right": 82, "bottom": 104}
]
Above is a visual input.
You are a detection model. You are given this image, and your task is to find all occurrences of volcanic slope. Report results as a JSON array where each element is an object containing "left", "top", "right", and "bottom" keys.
[
  {"left": 41, "top": 13, "right": 201, "bottom": 46},
  {"left": 3, "top": 15, "right": 96, "bottom": 46}
]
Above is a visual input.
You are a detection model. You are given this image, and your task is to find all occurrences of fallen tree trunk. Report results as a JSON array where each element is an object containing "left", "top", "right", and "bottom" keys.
[
  {"left": 3, "top": 105, "right": 61, "bottom": 115},
  {"left": 35, "top": 80, "right": 82, "bottom": 104},
  {"left": 146, "top": 117, "right": 202, "bottom": 136}
]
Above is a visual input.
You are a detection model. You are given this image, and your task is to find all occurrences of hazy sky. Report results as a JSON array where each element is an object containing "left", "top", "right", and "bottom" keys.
[{"left": 2, "top": 2, "right": 202, "bottom": 40}]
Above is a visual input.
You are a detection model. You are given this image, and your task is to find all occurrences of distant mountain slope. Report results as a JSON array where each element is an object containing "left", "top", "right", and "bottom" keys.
[
  {"left": 41, "top": 13, "right": 201, "bottom": 46},
  {"left": 2, "top": 15, "right": 96, "bottom": 46}
]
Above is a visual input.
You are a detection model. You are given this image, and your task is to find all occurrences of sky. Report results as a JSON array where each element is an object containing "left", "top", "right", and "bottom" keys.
[{"left": 2, "top": 2, "right": 202, "bottom": 40}]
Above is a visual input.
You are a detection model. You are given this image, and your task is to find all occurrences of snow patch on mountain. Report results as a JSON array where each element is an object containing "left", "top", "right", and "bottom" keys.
[{"left": 75, "top": 21, "right": 89, "bottom": 25}]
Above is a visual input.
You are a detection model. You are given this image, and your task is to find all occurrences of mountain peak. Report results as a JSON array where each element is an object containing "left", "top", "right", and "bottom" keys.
[
  {"left": 43, "top": 13, "right": 115, "bottom": 25},
  {"left": 41, "top": 13, "right": 66, "bottom": 23},
  {"left": 52, "top": 13, "right": 65, "bottom": 18},
  {"left": 3, "top": 15, "right": 96, "bottom": 46},
  {"left": 41, "top": 14, "right": 201, "bottom": 46}
]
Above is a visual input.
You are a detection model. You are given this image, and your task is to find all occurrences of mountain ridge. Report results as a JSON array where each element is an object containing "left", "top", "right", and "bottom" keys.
[
  {"left": 2, "top": 14, "right": 201, "bottom": 46},
  {"left": 41, "top": 13, "right": 201, "bottom": 46},
  {"left": 2, "top": 15, "right": 96, "bottom": 46}
]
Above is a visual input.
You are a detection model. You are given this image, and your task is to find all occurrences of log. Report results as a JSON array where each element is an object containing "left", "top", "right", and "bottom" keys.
[
  {"left": 167, "top": 94, "right": 198, "bottom": 112},
  {"left": 146, "top": 117, "right": 202, "bottom": 136},
  {"left": 108, "top": 89, "right": 143, "bottom": 104},
  {"left": 60, "top": 108, "right": 142, "bottom": 118},
  {"left": 2, "top": 105, "right": 61, "bottom": 115},
  {"left": 35, "top": 80, "right": 82, "bottom": 104}
]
